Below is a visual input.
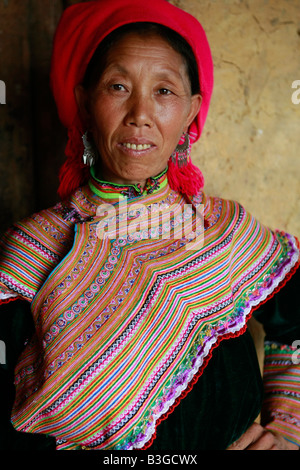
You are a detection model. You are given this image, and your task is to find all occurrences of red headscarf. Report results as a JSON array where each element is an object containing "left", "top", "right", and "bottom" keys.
[{"left": 50, "top": 0, "right": 214, "bottom": 200}]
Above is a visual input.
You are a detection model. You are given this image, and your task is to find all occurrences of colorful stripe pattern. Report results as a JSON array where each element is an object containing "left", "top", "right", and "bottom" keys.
[
  {"left": 0, "top": 173, "right": 299, "bottom": 449},
  {"left": 262, "top": 342, "right": 300, "bottom": 446},
  {"left": 0, "top": 208, "right": 74, "bottom": 300}
]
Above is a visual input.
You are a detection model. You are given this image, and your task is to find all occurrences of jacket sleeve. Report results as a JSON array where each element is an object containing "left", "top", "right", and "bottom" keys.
[{"left": 253, "top": 266, "right": 300, "bottom": 447}]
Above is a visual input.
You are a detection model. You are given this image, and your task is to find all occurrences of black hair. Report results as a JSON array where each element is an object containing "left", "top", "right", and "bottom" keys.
[{"left": 82, "top": 22, "right": 200, "bottom": 95}]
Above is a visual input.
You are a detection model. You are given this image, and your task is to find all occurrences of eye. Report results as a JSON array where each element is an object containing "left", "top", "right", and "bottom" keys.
[
  {"left": 110, "top": 83, "right": 126, "bottom": 91},
  {"left": 158, "top": 88, "right": 172, "bottom": 95}
]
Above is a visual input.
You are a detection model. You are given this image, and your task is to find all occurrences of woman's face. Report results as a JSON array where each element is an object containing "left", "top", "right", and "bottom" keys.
[{"left": 76, "top": 32, "right": 201, "bottom": 187}]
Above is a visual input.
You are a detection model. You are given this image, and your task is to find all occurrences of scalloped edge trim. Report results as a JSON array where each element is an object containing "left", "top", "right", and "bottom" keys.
[
  {"left": 0, "top": 293, "right": 19, "bottom": 306},
  {"left": 139, "top": 238, "right": 300, "bottom": 450}
]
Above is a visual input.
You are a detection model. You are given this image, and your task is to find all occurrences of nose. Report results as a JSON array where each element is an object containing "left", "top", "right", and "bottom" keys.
[{"left": 124, "top": 92, "right": 154, "bottom": 128}]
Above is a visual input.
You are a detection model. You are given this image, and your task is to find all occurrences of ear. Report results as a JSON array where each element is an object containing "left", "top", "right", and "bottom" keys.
[
  {"left": 184, "top": 94, "right": 202, "bottom": 132},
  {"left": 74, "top": 84, "right": 92, "bottom": 128}
]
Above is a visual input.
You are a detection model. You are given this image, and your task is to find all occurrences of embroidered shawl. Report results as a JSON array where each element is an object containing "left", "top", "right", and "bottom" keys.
[{"left": 0, "top": 174, "right": 299, "bottom": 450}]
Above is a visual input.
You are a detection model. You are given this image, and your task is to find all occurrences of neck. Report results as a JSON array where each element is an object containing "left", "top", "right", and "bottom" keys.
[{"left": 88, "top": 165, "right": 168, "bottom": 201}]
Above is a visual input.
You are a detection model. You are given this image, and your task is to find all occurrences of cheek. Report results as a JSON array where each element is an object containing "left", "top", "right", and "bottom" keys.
[
  {"left": 89, "top": 96, "right": 120, "bottom": 136},
  {"left": 157, "top": 102, "right": 190, "bottom": 138},
  {"left": 90, "top": 113, "right": 116, "bottom": 150},
  {"left": 159, "top": 116, "right": 186, "bottom": 149}
]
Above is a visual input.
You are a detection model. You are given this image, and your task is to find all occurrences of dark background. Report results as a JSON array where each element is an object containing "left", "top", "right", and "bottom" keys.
[{"left": 0, "top": 0, "right": 90, "bottom": 235}]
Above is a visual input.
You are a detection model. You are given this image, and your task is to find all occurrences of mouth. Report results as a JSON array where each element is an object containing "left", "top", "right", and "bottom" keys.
[
  {"left": 118, "top": 139, "right": 156, "bottom": 155},
  {"left": 122, "top": 142, "right": 152, "bottom": 151}
]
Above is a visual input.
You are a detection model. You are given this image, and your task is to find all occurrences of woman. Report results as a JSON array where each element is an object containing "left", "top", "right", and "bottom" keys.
[{"left": 0, "top": 0, "right": 299, "bottom": 451}]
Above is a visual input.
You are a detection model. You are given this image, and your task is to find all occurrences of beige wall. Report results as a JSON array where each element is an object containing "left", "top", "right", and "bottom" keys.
[{"left": 172, "top": 0, "right": 300, "bottom": 238}]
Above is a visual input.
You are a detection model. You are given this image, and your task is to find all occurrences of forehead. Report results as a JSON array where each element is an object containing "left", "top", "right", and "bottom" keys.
[{"left": 103, "top": 31, "right": 187, "bottom": 72}]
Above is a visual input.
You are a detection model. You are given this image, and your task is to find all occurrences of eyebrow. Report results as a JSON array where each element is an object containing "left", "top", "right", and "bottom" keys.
[{"left": 105, "top": 64, "right": 128, "bottom": 74}]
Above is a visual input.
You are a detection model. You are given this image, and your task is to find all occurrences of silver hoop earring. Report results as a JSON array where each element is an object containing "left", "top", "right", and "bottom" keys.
[{"left": 82, "top": 131, "right": 97, "bottom": 166}]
